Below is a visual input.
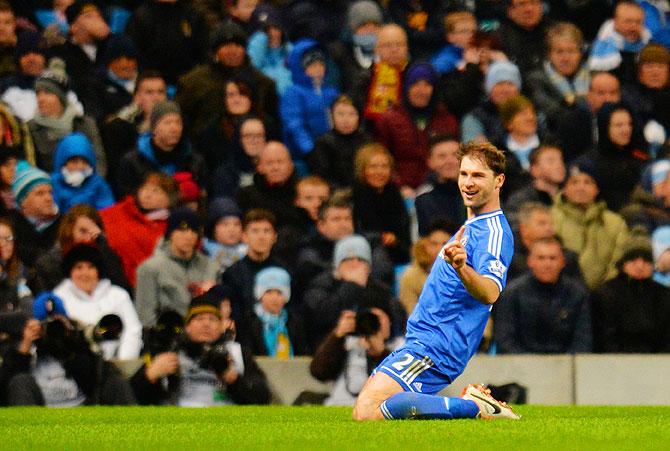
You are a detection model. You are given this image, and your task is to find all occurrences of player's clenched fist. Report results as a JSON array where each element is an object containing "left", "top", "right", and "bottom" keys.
[{"left": 443, "top": 226, "right": 467, "bottom": 270}]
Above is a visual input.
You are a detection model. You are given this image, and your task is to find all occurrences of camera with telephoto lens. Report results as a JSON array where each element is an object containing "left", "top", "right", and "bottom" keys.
[
  {"left": 199, "top": 342, "right": 231, "bottom": 375},
  {"left": 355, "top": 309, "right": 381, "bottom": 338},
  {"left": 144, "top": 310, "right": 184, "bottom": 354}
]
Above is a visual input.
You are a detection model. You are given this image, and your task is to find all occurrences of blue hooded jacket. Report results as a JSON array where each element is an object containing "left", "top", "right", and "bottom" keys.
[
  {"left": 280, "top": 39, "right": 339, "bottom": 157},
  {"left": 51, "top": 132, "right": 115, "bottom": 213}
]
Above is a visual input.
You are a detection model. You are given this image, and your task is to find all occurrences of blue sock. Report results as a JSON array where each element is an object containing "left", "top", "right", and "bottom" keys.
[{"left": 380, "top": 392, "right": 480, "bottom": 420}]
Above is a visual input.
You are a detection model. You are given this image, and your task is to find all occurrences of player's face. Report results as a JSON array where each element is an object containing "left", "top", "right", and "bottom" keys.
[{"left": 458, "top": 155, "right": 503, "bottom": 214}]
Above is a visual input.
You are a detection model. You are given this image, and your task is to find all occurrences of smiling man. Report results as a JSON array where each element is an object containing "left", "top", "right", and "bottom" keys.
[{"left": 353, "top": 141, "right": 519, "bottom": 421}]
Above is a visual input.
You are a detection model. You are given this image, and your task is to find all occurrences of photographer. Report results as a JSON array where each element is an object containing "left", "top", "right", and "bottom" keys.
[
  {"left": 0, "top": 312, "right": 135, "bottom": 406},
  {"left": 130, "top": 295, "right": 271, "bottom": 406},
  {"left": 310, "top": 308, "right": 404, "bottom": 406}
]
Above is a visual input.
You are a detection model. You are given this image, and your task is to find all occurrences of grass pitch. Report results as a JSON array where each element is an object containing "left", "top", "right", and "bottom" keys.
[{"left": 1, "top": 405, "right": 669, "bottom": 450}]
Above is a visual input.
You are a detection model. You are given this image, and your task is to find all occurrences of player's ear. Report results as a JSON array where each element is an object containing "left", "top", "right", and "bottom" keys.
[{"left": 495, "top": 173, "right": 505, "bottom": 190}]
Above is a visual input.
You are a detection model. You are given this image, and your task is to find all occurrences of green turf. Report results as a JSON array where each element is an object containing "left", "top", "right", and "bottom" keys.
[{"left": 1, "top": 406, "right": 669, "bottom": 450}]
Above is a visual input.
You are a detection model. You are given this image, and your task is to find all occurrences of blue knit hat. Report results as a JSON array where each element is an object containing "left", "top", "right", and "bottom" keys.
[
  {"left": 404, "top": 62, "right": 437, "bottom": 88},
  {"left": 12, "top": 163, "right": 51, "bottom": 207},
  {"left": 485, "top": 60, "right": 521, "bottom": 95},
  {"left": 254, "top": 266, "right": 291, "bottom": 302}
]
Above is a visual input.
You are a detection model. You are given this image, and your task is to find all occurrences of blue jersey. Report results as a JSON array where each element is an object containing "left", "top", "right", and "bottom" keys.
[{"left": 405, "top": 209, "right": 514, "bottom": 380}]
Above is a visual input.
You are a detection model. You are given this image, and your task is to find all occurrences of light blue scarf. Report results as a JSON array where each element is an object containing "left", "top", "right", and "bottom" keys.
[{"left": 253, "top": 303, "right": 293, "bottom": 358}]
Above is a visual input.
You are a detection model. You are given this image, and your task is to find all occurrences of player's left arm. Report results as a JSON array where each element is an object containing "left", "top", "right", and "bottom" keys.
[{"left": 443, "top": 226, "right": 501, "bottom": 305}]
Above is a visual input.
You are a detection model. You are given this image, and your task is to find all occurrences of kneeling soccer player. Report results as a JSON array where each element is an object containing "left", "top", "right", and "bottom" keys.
[{"left": 353, "top": 142, "right": 520, "bottom": 421}]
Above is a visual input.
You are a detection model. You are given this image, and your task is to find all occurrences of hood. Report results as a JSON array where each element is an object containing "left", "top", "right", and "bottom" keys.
[
  {"left": 287, "top": 38, "right": 323, "bottom": 88},
  {"left": 596, "top": 101, "right": 646, "bottom": 156},
  {"left": 52, "top": 132, "right": 97, "bottom": 173},
  {"left": 137, "top": 132, "right": 192, "bottom": 173}
]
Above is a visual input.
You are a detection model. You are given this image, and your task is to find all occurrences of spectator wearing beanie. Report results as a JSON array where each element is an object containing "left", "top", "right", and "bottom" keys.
[
  {"left": 10, "top": 163, "right": 61, "bottom": 270},
  {"left": 247, "top": 266, "right": 307, "bottom": 357},
  {"left": 95, "top": 34, "right": 139, "bottom": 121},
  {"left": 116, "top": 100, "right": 206, "bottom": 198},
  {"left": 374, "top": 61, "right": 459, "bottom": 192},
  {"left": 552, "top": 159, "right": 630, "bottom": 289},
  {"left": 27, "top": 57, "right": 106, "bottom": 176},
  {"left": 176, "top": 21, "right": 278, "bottom": 141},
  {"left": 591, "top": 228, "right": 670, "bottom": 353},
  {"left": 51, "top": 132, "right": 114, "bottom": 213},
  {"left": 53, "top": 243, "right": 142, "bottom": 360},
  {"left": 125, "top": 0, "right": 207, "bottom": 86},
  {"left": 461, "top": 60, "right": 522, "bottom": 145},
  {"left": 135, "top": 207, "right": 218, "bottom": 327},
  {"left": 280, "top": 39, "right": 339, "bottom": 164},
  {"left": 202, "top": 197, "right": 247, "bottom": 275},
  {"left": 51, "top": 0, "right": 111, "bottom": 120},
  {"left": 101, "top": 172, "right": 178, "bottom": 288}
]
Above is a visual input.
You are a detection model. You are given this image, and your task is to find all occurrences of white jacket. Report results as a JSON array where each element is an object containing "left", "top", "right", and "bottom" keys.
[{"left": 53, "top": 278, "right": 142, "bottom": 359}]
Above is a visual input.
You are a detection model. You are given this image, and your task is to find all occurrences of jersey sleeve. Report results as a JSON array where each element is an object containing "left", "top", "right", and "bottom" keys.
[{"left": 471, "top": 217, "right": 514, "bottom": 293}]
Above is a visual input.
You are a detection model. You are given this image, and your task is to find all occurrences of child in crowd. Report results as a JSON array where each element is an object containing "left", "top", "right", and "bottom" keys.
[
  {"left": 202, "top": 197, "right": 247, "bottom": 275},
  {"left": 431, "top": 11, "right": 478, "bottom": 75},
  {"left": 294, "top": 176, "right": 330, "bottom": 223}
]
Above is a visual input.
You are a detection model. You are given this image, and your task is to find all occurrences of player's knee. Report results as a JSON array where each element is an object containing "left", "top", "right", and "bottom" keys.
[{"left": 352, "top": 396, "right": 382, "bottom": 422}]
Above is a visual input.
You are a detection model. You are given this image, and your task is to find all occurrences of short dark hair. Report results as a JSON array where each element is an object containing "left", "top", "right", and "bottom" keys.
[
  {"left": 317, "top": 191, "right": 352, "bottom": 221},
  {"left": 243, "top": 208, "right": 276, "bottom": 229},
  {"left": 528, "top": 143, "right": 562, "bottom": 166},
  {"left": 425, "top": 218, "right": 459, "bottom": 236},
  {"left": 134, "top": 70, "right": 165, "bottom": 95},
  {"left": 528, "top": 236, "right": 564, "bottom": 254},
  {"left": 428, "top": 133, "right": 459, "bottom": 153},
  {"left": 457, "top": 141, "right": 506, "bottom": 175}
]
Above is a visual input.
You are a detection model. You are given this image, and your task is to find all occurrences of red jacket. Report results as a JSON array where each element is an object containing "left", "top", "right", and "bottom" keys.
[
  {"left": 375, "top": 102, "right": 459, "bottom": 188},
  {"left": 100, "top": 196, "right": 167, "bottom": 288}
]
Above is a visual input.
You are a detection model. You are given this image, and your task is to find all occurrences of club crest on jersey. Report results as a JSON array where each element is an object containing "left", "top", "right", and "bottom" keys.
[{"left": 488, "top": 259, "right": 506, "bottom": 278}]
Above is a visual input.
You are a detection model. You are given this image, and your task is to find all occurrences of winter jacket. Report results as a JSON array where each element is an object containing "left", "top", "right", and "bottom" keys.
[
  {"left": 552, "top": 194, "right": 629, "bottom": 289},
  {"left": 135, "top": 240, "right": 219, "bottom": 327},
  {"left": 246, "top": 309, "right": 308, "bottom": 356},
  {"left": 280, "top": 39, "right": 339, "bottom": 157},
  {"left": 116, "top": 133, "right": 207, "bottom": 198},
  {"left": 591, "top": 272, "right": 670, "bottom": 353},
  {"left": 494, "top": 273, "right": 592, "bottom": 354},
  {"left": 307, "top": 129, "right": 372, "bottom": 188},
  {"left": 375, "top": 102, "right": 459, "bottom": 188},
  {"left": 415, "top": 177, "right": 467, "bottom": 236},
  {"left": 100, "top": 196, "right": 167, "bottom": 288},
  {"left": 461, "top": 99, "right": 508, "bottom": 145},
  {"left": 496, "top": 16, "right": 552, "bottom": 75},
  {"left": 619, "top": 186, "right": 670, "bottom": 234},
  {"left": 236, "top": 172, "right": 298, "bottom": 226},
  {"left": 51, "top": 133, "right": 115, "bottom": 213},
  {"left": 9, "top": 211, "right": 60, "bottom": 272},
  {"left": 431, "top": 44, "right": 463, "bottom": 75},
  {"left": 53, "top": 278, "right": 142, "bottom": 360},
  {"left": 247, "top": 30, "right": 293, "bottom": 95}
]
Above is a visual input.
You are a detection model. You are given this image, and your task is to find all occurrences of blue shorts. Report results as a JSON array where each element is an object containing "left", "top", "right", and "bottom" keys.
[{"left": 374, "top": 346, "right": 454, "bottom": 395}]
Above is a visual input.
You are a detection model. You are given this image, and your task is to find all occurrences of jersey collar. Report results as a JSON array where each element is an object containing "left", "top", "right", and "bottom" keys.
[{"left": 464, "top": 209, "right": 503, "bottom": 225}]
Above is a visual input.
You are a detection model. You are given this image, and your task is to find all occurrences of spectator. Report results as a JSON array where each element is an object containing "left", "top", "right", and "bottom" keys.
[
  {"left": 355, "top": 24, "right": 409, "bottom": 125},
  {"left": 236, "top": 141, "right": 297, "bottom": 227},
  {"left": 51, "top": 0, "right": 111, "bottom": 120},
  {"left": 280, "top": 39, "right": 339, "bottom": 164},
  {"left": 495, "top": 237, "right": 592, "bottom": 354},
  {"left": 589, "top": 101, "right": 649, "bottom": 211},
  {"left": 225, "top": 0, "right": 259, "bottom": 37},
  {"left": 0, "top": 314, "right": 135, "bottom": 406},
  {"left": 209, "top": 116, "right": 266, "bottom": 198},
  {"left": 10, "top": 164, "right": 61, "bottom": 271},
  {"left": 100, "top": 172, "right": 178, "bottom": 288},
  {"left": 461, "top": 60, "right": 521, "bottom": 145},
  {"left": 387, "top": 0, "right": 448, "bottom": 60},
  {"left": 135, "top": 207, "right": 218, "bottom": 328},
  {"left": 202, "top": 197, "right": 247, "bottom": 276},
  {"left": 375, "top": 62, "right": 459, "bottom": 193},
  {"left": 176, "top": 21, "right": 278, "bottom": 141},
  {"left": 0, "top": 217, "right": 31, "bottom": 314},
  {"left": 116, "top": 100, "right": 206, "bottom": 198},
  {"left": 50, "top": 132, "right": 114, "bottom": 213},
  {"left": 652, "top": 225, "right": 670, "bottom": 286},
  {"left": 620, "top": 159, "right": 670, "bottom": 233},
  {"left": 303, "top": 234, "right": 404, "bottom": 353},
  {"left": 219, "top": 208, "right": 285, "bottom": 335},
  {"left": 496, "top": 0, "right": 552, "bottom": 75},
  {"left": 95, "top": 34, "right": 138, "bottom": 122},
  {"left": 293, "top": 176, "right": 330, "bottom": 225},
  {"left": 552, "top": 160, "right": 629, "bottom": 289},
  {"left": 310, "top": 308, "right": 404, "bottom": 406},
  {"left": 100, "top": 71, "right": 167, "bottom": 195},
  {"left": 0, "top": 2, "right": 17, "bottom": 78},
  {"left": 352, "top": 143, "right": 411, "bottom": 265},
  {"left": 328, "top": 0, "right": 383, "bottom": 95},
  {"left": 247, "top": 266, "right": 306, "bottom": 357},
  {"left": 0, "top": 144, "right": 18, "bottom": 214},
  {"left": 124, "top": 0, "right": 208, "bottom": 86},
  {"left": 399, "top": 221, "right": 452, "bottom": 315},
  {"left": 247, "top": 5, "right": 292, "bottom": 95},
  {"left": 307, "top": 94, "right": 372, "bottom": 189},
  {"left": 589, "top": 0, "right": 651, "bottom": 84},
  {"left": 27, "top": 58, "right": 106, "bottom": 176},
  {"left": 415, "top": 135, "right": 467, "bottom": 236},
  {"left": 130, "top": 294, "right": 271, "bottom": 406},
  {"left": 431, "top": 11, "right": 478, "bottom": 76},
  {"left": 53, "top": 244, "right": 142, "bottom": 360},
  {"left": 591, "top": 229, "right": 670, "bottom": 352},
  {"left": 526, "top": 22, "right": 591, "bottom": 161},
  {"left": 31, "top": 204, "right": 128, "bottom": 294}
]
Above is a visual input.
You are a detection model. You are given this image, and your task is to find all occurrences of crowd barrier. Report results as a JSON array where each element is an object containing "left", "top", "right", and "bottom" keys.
[{"left": 114, "top": 354, "right": 670, "bottom": 406}]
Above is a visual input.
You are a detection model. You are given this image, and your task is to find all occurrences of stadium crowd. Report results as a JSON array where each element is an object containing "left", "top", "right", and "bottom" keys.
[{"left": 1, "top": 0, "right": 670, "bottom": 407}]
